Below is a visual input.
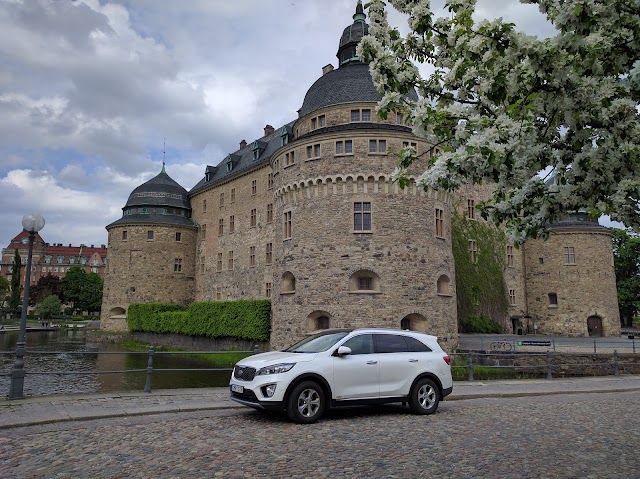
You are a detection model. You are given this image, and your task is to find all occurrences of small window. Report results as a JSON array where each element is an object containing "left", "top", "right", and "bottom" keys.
[
  {"left": 311, "top": 117, "right": 317, "bottom": 130},
  {"left": 318, "top": 114, "right": 325, "bottom": 127},
  {"left": 435, "top": 208, "right": 444, "bottom": 238},
  {"left": 397, "top": 113, "right": 404, "bottom": 125},
  {"left": 437, "top": 275, "right": 451, "bottom": 295},
  {"left": 467, "top": 199, "right": 476, "bottom": 220},
  {"left": 147, "top": 231, "right": 154, "bottom": 241},
  {"left": 266, "top": 243, "right": 273, "bottom": 264},
  {"left": 468, "top": 240, "right": 477, "bottom": 263},
  {"left": 282, "top": 271, "right": 296, "bottom": 293},
  {"left": 507, "top": 245, "right": 514, "bottom": 267},
  {"left": 265, "top": 282, "right": 272, "bottom": 298},
  {"left": 203, "top": 199, "right": 207, "bottom": 213},
  {"left": 175, "top": 232, "right": 182, "bottom": 242},
  {"left": 349, "top": 270, "right": 380, "bottom": 292},
  {"left": 218, "top": 218, "right": 224, "bottom": 236},
  {"left": 174, "top": 258, "right": 183, "bottom": 272},
  {"left": 228, "top": 251, "right": 234, "bottom": 270},
  {"left": 358, "top": 277, "right": 373, "bottom": 290},
  {"left": 250, "top": 246, "right": 256, "bottom": 266},
  {"left": 219, "top": 192, "right": 224, "bottom": 208},
  {"left": 200, "top": 256, "right": 205, "bottom": 273},
  {"left": 122, "top": 231, "right": 128, "bottom": 241},
  {"left": 563, "top": 246, "right": 576, "bottom": 265},
  {"left": 368, "top": 139, "right": 386, "bottom": 153},
  {"left": 231, "top": 188, "right": 236, "bottom": 203},
  {"left": 402, "top": 141, "right": 417, "bottom": 151},
  {"left": 335, "top": 140, "right": 353, "bottom": 155},
  {"left": 352, "top": 108, "right": 371, "bottom": 122},
  {"left": 252, "top": 180, "right": 257, "bottom": 195},
  {"left": 548, "top": 293, "right": 558, "bottom": 306},
  {"left": 375, "top": 334, "right": 410, "bottom": 353},
  {"left": 267, "top": 204, "right": 273, "bottom": 223},
  {"left": 229, "top": 215, "right": 235, "bottom": 233},
  {"left": 539, "top": 257, "right": 544, "bottom": 265},
  {"left": 216, "top": 286, "right": 222, "bottom": 300},
  {"left": 201, "top": 223, "right": 207, "bottom": 236},
  {"left": 351, "top": 109, "right": 360, "bottom": 122},
  {"left": 217, "top": 253, "right": 223, "bottom": 272},
  {"left": 354, "top": 202, "right": 371, "bottom": 231},
  {"left": 307, "top": 144, "right": 321, "bottom": 159},
  {"left": 361, "top": 109, "right": 371, "bottom": 121},
  {"left": 250, "top": 208, "right": 257, "bottom": 227},
  {"left": 284, "top": 211, "right": 292, "bottom": 239},
  {"left": 509, "top": 289, "right": 516, "bottom": 305},
  {"left": 268, "top": 173, "right": 273, "bottom": 189}
]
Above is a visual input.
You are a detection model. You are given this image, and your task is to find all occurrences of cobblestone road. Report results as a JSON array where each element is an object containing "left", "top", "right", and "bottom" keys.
[{"left": 1, "top": 392, "right": 639, "bottom": 479}]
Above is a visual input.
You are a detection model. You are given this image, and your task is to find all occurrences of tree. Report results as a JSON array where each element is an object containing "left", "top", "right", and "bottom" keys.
[
  {"left": 61, "top": 267, "right": 104, "bottom": 314},
  {"left": 29, "top": 274, "right": 64, "bottom": 306},
  {"left": 34, "top": 295, "right": 62, "bottom": 320},
  {"left": 359, "top": 0, "right": 640, "bottom": 242},
  {"left": 612, "top": 228, "right": 640, "bottom": 327},
  {"left": 8, "top": 249, "right": 22, "bottom": 316},
  {"left": 0, "top": 276, "right": 9, "bottom": 307}
]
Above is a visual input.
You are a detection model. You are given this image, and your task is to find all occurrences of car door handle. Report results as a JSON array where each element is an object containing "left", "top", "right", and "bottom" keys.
[
  {"left": 366, "top": 360, "right": 377, "bottom": 365},
  {"left": 409, "top": 359, "right": 418, "bottom": 363}
]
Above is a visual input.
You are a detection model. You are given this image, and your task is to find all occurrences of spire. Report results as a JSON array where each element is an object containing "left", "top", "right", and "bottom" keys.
[
  {"left": 353, "top": 0, "right": 366, "bottom": 23},
  {"left": 162, "top": 138, "right": 166, "bottom": 173}
]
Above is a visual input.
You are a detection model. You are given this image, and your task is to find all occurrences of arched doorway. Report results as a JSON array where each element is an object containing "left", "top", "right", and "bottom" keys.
[
  {"left": 400, "top": 313, "right": 428, "bottom": 332},
  {"left": 587, "top": 316, "right": 603, "bottom": 337}
]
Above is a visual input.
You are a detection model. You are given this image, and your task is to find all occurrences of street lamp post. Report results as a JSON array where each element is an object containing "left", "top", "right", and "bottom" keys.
[{"left": 8, "top": 213, "right": 45, "bottom": 399}]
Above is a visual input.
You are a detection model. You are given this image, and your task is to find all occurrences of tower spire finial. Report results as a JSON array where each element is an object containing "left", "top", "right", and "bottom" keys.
[
  {"left": 354, "top": 0, "right": 365, "bottom": 22},
  {"left": 162, "top": 138, "right": 166, "bottom": 173}
]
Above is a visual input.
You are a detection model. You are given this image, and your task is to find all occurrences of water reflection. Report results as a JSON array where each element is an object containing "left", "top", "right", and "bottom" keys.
[{"left": 0, "top": 330, "right": 232, "bottom": 396}]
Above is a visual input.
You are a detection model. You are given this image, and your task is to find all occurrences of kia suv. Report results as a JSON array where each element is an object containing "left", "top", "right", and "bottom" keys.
[{"left": 229, "top": 328, "right": 453, "bottom": 423}]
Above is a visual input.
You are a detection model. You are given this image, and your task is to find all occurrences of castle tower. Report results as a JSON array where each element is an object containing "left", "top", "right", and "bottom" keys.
[
  {"left": 523, "top": 212, "right": 620, "bottom": 337},
  {"left": 269, "top": 3, "right": 458, "bottom": 350},
  {"left": 100, "top": 166, "right": 198, "bottom": 330}
]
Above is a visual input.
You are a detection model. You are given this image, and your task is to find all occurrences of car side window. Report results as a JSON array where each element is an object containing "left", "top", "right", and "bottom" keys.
[
  {"left": 404, "top": 336, "right": 432, "bottom": 352},
  {"left": 374, "top": 334, "right": 410, "bottom": 353},
  {"left": 342, "top": 334, "right": 374, "bottom": 355}
]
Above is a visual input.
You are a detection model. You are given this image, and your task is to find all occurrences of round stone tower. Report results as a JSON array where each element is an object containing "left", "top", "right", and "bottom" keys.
[
  {"left": 100, "top": 166, "right": 198, "bottom": 330},
  {"left": 524, "top": 212, "right": 620, "bottom": 337},
  {"left": 269, "top": 3, "right": 458, "bottom": 350}
]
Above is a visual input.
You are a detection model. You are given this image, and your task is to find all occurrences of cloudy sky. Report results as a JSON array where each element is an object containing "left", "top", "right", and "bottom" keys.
[{"left": 0, "top": 0, "right": 579, "bottom": 250}]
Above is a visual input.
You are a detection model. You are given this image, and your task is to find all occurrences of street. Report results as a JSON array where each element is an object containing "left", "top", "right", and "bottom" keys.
[{"left": 1, "top": 391, "right": 639, "bottom": 478}]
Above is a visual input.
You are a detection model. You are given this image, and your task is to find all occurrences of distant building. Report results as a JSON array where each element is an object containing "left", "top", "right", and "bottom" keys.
[
  {"left": 100, "top": 2, "right": 620, "bottom": 347},
  {"left": 0, "top": 231, "right": 107, "bottom": 291}
]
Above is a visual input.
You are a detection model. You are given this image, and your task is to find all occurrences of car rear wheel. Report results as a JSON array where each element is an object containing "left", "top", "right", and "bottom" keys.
[
  {"left": 409, "top": 378, "right": 440, "bottom": 415},
  {"left": 286, "top": 381, "right": 325, "bottom": 424}
]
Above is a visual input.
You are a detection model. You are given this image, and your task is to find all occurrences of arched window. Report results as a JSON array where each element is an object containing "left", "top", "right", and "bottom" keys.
[
  {"left": 307, "top": 311, "right": 332, "bottom": 332},
  {"left": 437, "top": 275, "right": 451, "bottom": 295},
  {"left": 349, "top": 269, "right": 380, "bottom": 292},
  {"left": 282, "top": 271, "right": 296, "bottom": 293}
]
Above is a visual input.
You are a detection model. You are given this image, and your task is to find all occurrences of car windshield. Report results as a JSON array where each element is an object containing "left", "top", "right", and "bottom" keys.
[{"left": 284, "top": 331, "right": 350, "bottom": 353}]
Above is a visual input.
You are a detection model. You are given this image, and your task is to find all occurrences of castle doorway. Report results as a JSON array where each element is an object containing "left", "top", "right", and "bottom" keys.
[{"left": 587, "top": 315, "right": 603, "bottom": 337}]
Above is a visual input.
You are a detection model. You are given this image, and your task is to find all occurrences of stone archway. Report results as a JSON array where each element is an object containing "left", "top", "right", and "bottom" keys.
[
  {"left": 307, "top": 310, "right": 332, "bottom": 333},
  {"left": 587, "top": 315, "right": 603, "bottom": 337},
  {"left": 400, "top": 313, "right": 428, "bottom": 332}
]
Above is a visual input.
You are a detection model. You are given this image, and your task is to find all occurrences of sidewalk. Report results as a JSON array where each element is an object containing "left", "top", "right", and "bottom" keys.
[{"left": 2, "top": 375, "right": 640, "bottom": 429}]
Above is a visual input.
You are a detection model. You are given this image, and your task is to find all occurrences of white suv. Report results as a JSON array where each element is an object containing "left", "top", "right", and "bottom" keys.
[{"left": 229, "top": 328, "right": 453, "bottom": 423}]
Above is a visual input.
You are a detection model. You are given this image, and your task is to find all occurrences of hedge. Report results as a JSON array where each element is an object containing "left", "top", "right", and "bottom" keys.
[{"left": 127, "top": 300, "right": 271, "bottom": 342}]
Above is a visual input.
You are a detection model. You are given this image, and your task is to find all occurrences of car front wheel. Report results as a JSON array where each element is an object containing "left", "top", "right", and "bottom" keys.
[
  {"left": 286, "top": 381, "right": 325, "bottom": 424},
  {"left": 409, "top": 378, "right": 440, "bottom": 415}
]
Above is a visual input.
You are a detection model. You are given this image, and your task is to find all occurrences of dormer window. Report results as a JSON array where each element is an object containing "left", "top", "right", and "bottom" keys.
[
  {"left": 280, "top": 126, "right": 291, "bottom": 146},
  {"left": 226, "top": 161, "right": 233, "bottom": 172}
]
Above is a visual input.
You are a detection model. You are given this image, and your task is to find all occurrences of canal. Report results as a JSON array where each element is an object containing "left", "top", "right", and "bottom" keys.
[{"left": 0, "top": 330, "right": 235, "bottom": 396}]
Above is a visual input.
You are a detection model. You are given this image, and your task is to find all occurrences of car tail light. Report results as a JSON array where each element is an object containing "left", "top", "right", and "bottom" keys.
[{"left": 443, "top": 355, "right": 451, "bottom": 365}]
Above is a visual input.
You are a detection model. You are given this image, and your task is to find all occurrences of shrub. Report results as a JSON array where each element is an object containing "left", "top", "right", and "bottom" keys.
[{"left": 461, "top": 316, "right": 503, "bottom": 334}]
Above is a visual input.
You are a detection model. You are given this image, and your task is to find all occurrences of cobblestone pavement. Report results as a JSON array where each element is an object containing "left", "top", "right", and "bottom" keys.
[{"left": 1, "top": 391, "right": 639, "bottom": 478}]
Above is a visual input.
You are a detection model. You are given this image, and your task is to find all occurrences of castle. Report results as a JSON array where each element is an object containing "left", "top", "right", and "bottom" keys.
[{"left": 100, "top": 3, "right": 620, "bottom": 349}]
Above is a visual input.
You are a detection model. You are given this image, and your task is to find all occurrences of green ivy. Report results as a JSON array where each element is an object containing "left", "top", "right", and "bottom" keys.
[
  {"left": 452, "top": 211, "right": 508, "bottom": 330},
  {"left": 127, "top": 300, "right": 271, "bottom": 342}
]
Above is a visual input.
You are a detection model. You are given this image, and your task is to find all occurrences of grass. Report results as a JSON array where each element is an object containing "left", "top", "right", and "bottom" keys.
[{"left": 118, "top": 339, "right": 253, "bottom": 367}]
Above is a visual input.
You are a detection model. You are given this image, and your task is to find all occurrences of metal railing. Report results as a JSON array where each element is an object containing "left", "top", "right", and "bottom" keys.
[
  {"left": 471, "top": 337, "right": 640, "bottom": 354},
  {"left": 1, "top": 346, "right": 259, "bottom": 397}
]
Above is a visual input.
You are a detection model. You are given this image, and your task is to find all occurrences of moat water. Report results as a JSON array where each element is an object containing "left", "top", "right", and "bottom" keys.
[{"left": 0, "top": 330, "right": 233, "bottom": 396}]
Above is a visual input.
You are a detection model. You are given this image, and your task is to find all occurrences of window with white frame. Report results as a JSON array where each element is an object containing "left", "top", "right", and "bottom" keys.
[
  {"left": 563, "top": 246, "right": 576, "bottom": 264},
  {"left": 469, "top": 240, "right": 477, "bottom": 263}
]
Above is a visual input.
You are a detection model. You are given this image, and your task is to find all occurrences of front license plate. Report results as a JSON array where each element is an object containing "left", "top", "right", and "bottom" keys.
[{"left": 230, "top": 384, "right": 244, "bottom": 394}]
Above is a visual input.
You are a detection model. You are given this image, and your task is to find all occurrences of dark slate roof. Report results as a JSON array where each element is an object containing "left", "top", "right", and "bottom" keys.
[
  {"left": 189, "top": 121, "right": 295, "bottom": 195},
  {"left": 107, "top": 214, "right": 197, "bottom": 229},
  {"left": 297, "top": 122, "right": 412, "bottom": 141},
  {"left": 298, "top": 62, "right": 419, "bottom": 118},
  {"left": 124, "top": 171, "right": 191, "bottom": 209}
]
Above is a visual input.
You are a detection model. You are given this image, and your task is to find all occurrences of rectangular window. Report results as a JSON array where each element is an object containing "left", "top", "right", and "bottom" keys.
[
  {"left": 231, "top": 188, "right": 235, "bottom": 203},
  {"left": 467, "top": 199, "right": 476, "bottom": 220},
  {"left": 285, "top": 151, "right": 295, "bottom": 166},
  {"left": 201, "top": 223, "right": 206, "bottom": 236},
  {"left": 369, "top": 139, "right": 386, "bottom": 153},
  {"left": 268, "top": 173, "right": 273, "bottom": 189},
  {"left": 335, "top": 140, "right": 353, "bottom": 155},
  {"left": 216, "top": 286, "right": 222, "bottom": 301},
  {"left": 435, "top": 208, "right": 444, "bottom": 238},
  {"left": 314, "top": 144, "right": 320, "bottom": 157},
  {"left": 174, "top": 258, "right": 183, "bottom": 272},
  {"left": 397, "top": 113, "right": 404, "bottom": 125},
  {"left": 122, "top": 231, "right": 128, "bottom": 241},
  {"left": 251, "top": 208, "right": 257, "bottom": 227},
  {"left": 217, "top": 253, "right": 223, "bottom": 272},
  {"left": 265, "top": 282, "right": 272, "bottom": 298},
  {"left": 509, "top": 289, "right": 516, "bottom": 306},
  {"left": 548, "top": 292, "right": 558, "bottom": 306},
  {"left": 228, "top": 251, "right": 234, "bottom": 270},
  {"left": 267, "top": 204, "right": 273, "bottom": 223},
  {"left": 283, "top": 211, "right": 292, "bottom": 239},
  {"left": 354, "top": 202, "right": 371, "bottom": 231},
  {"left": 319, "top": 115, "right": 326, "bottom": 127},
  {"left": 402, "top": 141, "right": 417, "bottom": 151},
  {"left": 175, "top": 232, "right": 182, "bottom": 242},
  {"left": 252, "top": 179, "right": 257, "bottom": 195},
  {"left": 469, "top": 240, "right": 477, "bottom": 263},
  {"left": 219, "top": 192, "right": 224, "bottom": 208},
  {"left": 306, "top": 144, "right": 320, "bottom": 159},
  {"left": 229, "top": 215, "right": 235, "bottom": 233},
  {"left": 200, "top": 256, "right": 205, "bottom": 274},
  {"left": 147, "top": 231, "right": 154, "bottom": 241},
  {"left": 507, "top": 245, "right": 514, "bottom": 267},
  {"left": 311, "top": 117, "right": 317, "bottom": 130},
  {"left": 564, "top": 246, "right": 576, "bottom": 264},
  {"left": 250, "top": 246, "right": 256, "bottom": 266},
  {"left": 218, "top": 218, "right": 224, "bottom": 236},
  {"left": 266, "top": 243, "right": 273, "bottom": 264},
  {"left": 203, "top": 199, "right": 207, "bottom": 213},
  {"left": 352, "top": 109, "right": 371, "bottom": 122},
  {"left": 351, "top": 109, "right": 360, "bottom": 122},
  {"left": 358, "top": 277, "right": 373, "bottom": 290},
  {"left": 362, "top": 109, "right": 371, "bottom": 121}
]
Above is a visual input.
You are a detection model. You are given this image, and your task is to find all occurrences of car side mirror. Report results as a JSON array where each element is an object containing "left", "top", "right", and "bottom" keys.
[{"left": 335, "top": 346, "right": 352, "bottom": 357}]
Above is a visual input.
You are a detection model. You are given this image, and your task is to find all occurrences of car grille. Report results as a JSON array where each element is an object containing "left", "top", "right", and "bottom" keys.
[{"left": 233, "top": 365, "right": 256, "bottom": 381}]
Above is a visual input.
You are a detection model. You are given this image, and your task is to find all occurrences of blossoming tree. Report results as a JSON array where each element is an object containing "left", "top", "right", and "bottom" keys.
[{"left": 358, "top": 0, "right": 640, "bottom": 241}]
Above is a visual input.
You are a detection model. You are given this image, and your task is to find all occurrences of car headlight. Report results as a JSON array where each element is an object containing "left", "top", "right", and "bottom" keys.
[{"left": 256, "top": 363, "right": 295, "bottom": 375}]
